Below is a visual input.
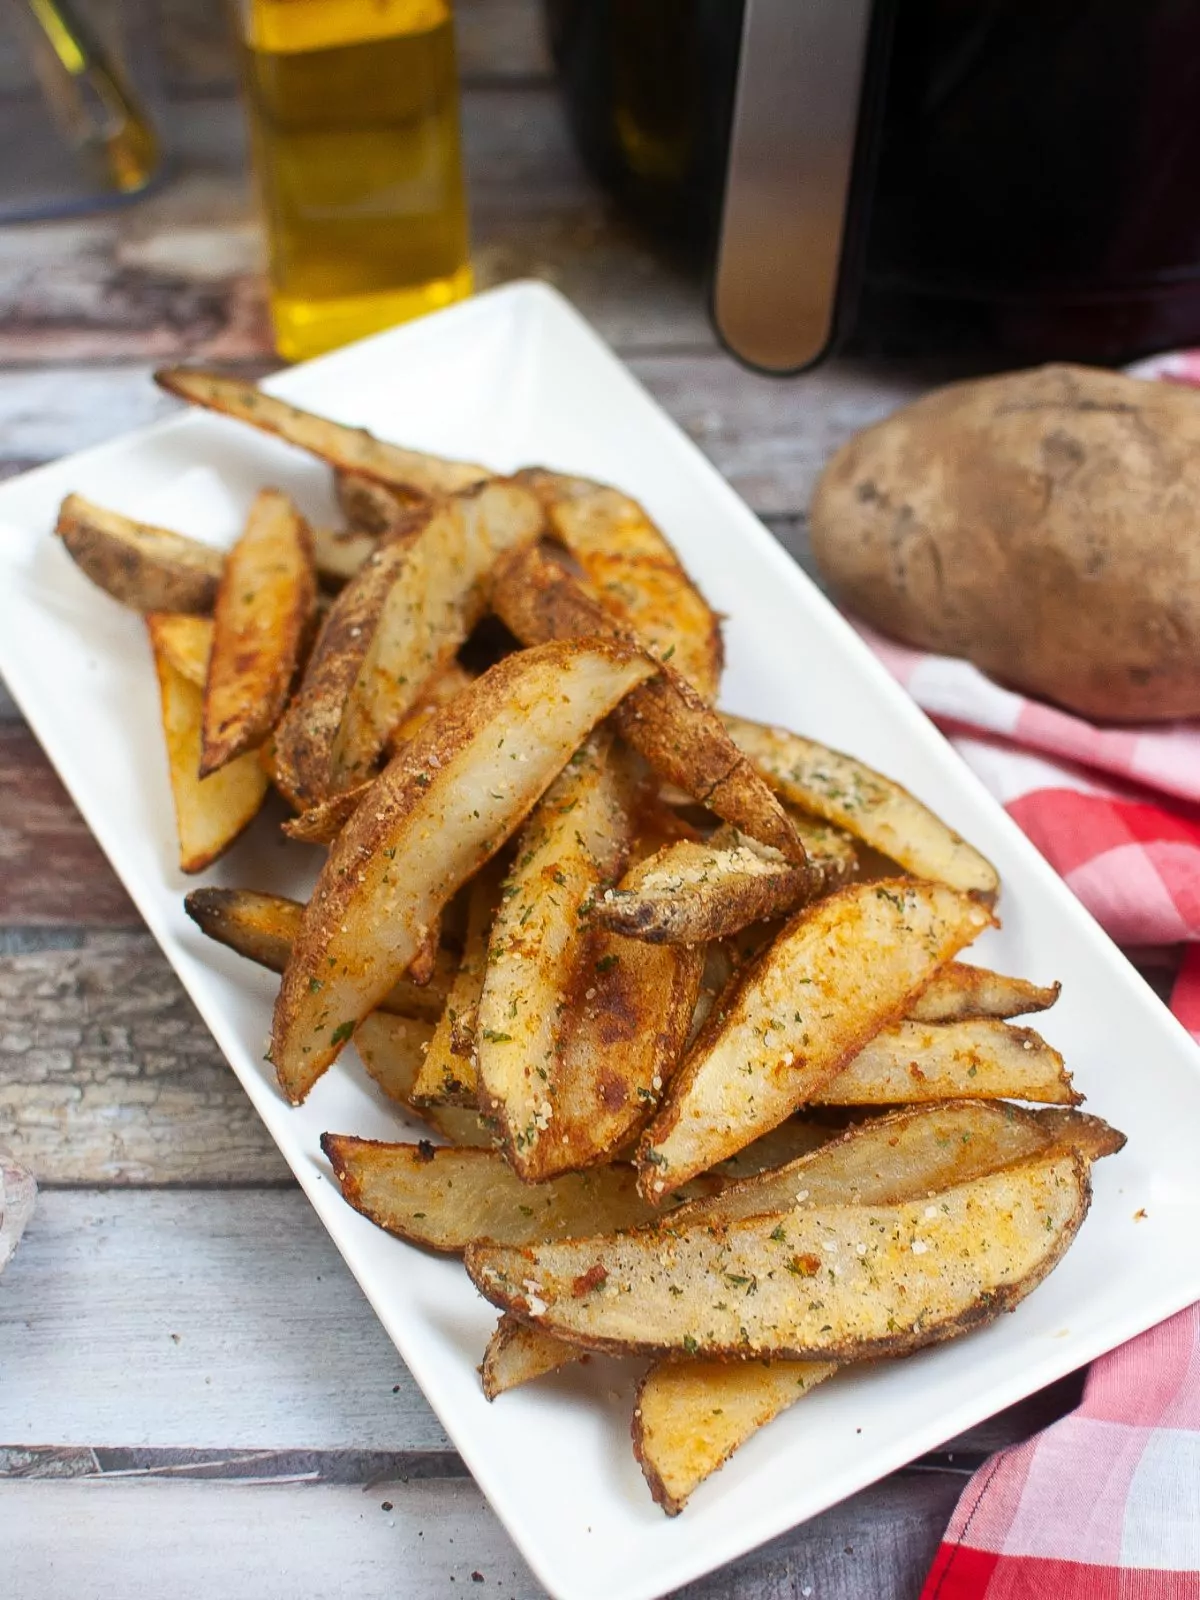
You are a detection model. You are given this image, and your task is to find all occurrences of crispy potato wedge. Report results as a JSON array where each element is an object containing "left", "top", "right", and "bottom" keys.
[
  {"left": 466, "top": 1149, "right": 1090, "bottom": 1360},
  {"left": 911, "top": 964, "right": 1061, "bottom": 1023},
  {"left": 635, "top": 1098, "right": 1123, "bottom": 1511},
  {"left": 476, "top": 732, "right": 635, "bottom": 1166},
  {"left": 147, "top": 612, "right": 212, "bottom": 687},
  {"left": 351, "top": 1013, "right": 492, "bottom": 1146},
  {"left": 148, "top": 621, "right": 269, "bottom": 872},
  {"left": 271, "top": 535, "right": 418, "bottom": 808},
  {"left": 592, "top": 827, "right": 813, "bottom": 945},
  {"left": 310, "top": 525, "right": 380, "bottom": 588},
  {"left": 481, "top": 1315, "right": 587, "bottom": 1400},
  {"left": 491, "top": 544, "right": 803, "bottom": 863},
  {"left": 674, "top": 1101, "right": 1122, "bottom": 1227},
  {"left": 637, "top": 880, "right": 994, "bottom": 1196},
  {"left": 517, "top": 469, "right": 723, "bottom": 701},
  {"left": 57, "top": 494, "right": 223, "bottom": 614},
  {"left": 724, "top": 714, "right": 999, "bottom": 901},
  {"left": 530, "top": 934, "right": 705, "bottom": 1180},
  {"left": 813, "top": 1019, "right": 1078, "bottom": 1107},
  {"left": 270, "top": 639, "right": 656, "bottom": 1102},
  {"left": 633, "top": 1359, "right": 837, "bottom": 1515},
  {"left": 334, "top": 470, "right": 418, "bottom": 534},
  {"left": 201, "top": 489, "right": 317, "bottom": 775},
  {"left": 321, "top": 1139, "right": 673, "bottom": 1253},
  {"left": 183, "top": 887, "right": 455, "bottom": 1022},
  {"left": 481, "top": 1102, "right": 1120, "bottom": 1412},
  {"left": 332, "top": 479, "right": 543, "bottom": 789},
  {"left": 413, "top": 860, "right": 506, "bottom": 1106},
  {"left": 154, "top": 368, "right": 490, "bottom": 497}
]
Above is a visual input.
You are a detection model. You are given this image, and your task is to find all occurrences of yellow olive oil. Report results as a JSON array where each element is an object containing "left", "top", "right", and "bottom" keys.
[{"left": 239, "top": 0, "right": 472, "bottom": 360}]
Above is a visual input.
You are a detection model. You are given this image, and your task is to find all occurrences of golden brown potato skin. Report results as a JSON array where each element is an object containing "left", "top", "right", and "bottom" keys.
[{"left": 810, "top": 363, "right": 1200, "bottom": 722}]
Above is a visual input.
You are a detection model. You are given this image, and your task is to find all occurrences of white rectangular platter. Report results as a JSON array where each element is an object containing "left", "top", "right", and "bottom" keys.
[{"left": 2, "top": 281, "right": 1199, "bottom": 1600}]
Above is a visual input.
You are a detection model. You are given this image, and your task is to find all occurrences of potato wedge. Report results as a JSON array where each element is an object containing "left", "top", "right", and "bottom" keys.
[
  {"left": 674, "top": 1101, "right": 1122, "bottom": 1227},
  {"left": 310, "top": 525, "right": 381, "bottom": 588},
  {"left": 481, "top": 1102, "right": 1121, "bottom": 1410},
  {"left": 724, "top": 714, "right": 999, "bottom": 901},
  {"left": 320, "top": 1139, "right": 673, "bottom": 1252},
  {"left": 635, "top": 1098, "right": 1123, "bottom": 1511},
  {"left": 148, "top": 620, "right": 269, "bottom": 872},
  {"left": 57, "top": 494, "right": 223, "bottom": 614},
  {"left": 528, "top": 934, "right": 705, "bottom": 1180},
  {"left": 147, "top": 612, "right": 212, "bottom": 687},
  {"left": 466, "top": 1149, "right": 1090, "bottom": 1360},
  {"left": 412, "top": 860, "right": 506, "bottom": 1106},
  {"left": 351, "top": 1013, "right": 492, "bottom": 1146},
  {"left": 271, "top": 535, "right": 418, "bottom": 808},
  {"left": 476, "top": 732, "right": 635, "bottom": 1166},
  {"left": 813, "top": 1018, "right": 1078, "bottom": 1106},
  {"left": 911, "top": 964, "right": 1061, "bottom": 1023},
  {"left": 491, "top": 544, "right": 803, "bottom": 863},
  {"left": 633, "top": 1359, "right": 837, "bottom": 1516},
  {"left": 517, "top": 469, "right": 723, "bottom": 701},
  {"left": 335, "top": 470, "right": 418, "bottom": 534},
  {"left": 200, "top": 489, "right": 317, "bottom": 775},
  {"left": 637, "top": 880, "right": 994, "bottom": 1196},
  {"left": 183, "top": 887, "right": 455, "bottom": 1022},
  {"left": 270, "top": 639, "right": 656, "bottom": 1102},
  {"left": 591, "top": 827, "right": 813, "bottom": 945},
  {"left": 154, "top": 368, "right": 490, "bottom": 497},
  {"left": 481, "top": 1315, "right": 587, "bottom": 1401},
  {"left": 332, "top": 479, "right": 543, "bottom": 789}
]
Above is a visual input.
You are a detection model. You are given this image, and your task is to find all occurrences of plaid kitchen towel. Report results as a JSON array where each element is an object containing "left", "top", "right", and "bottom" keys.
[
  {"left": 842, "top": 354, "right": 1200, "bottom": 1597},
  {"left": 852, "top": 630, "right": 1200, "bottom": 1598}
]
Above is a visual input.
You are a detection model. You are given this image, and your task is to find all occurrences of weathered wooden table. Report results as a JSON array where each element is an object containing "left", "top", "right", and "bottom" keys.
[{"left": 0, "top": 5, "right": 1083, "bottom": 1595}]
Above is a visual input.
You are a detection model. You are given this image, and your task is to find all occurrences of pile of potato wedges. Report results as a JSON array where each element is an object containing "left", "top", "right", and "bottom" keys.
[{"left": 52, "top": 369, "right": 1123, "bottom": 1513}]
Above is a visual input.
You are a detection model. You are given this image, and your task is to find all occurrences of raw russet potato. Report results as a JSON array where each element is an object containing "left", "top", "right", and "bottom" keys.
[{"left": 810, "top": 363, "right": 1200, "bottom": 722}]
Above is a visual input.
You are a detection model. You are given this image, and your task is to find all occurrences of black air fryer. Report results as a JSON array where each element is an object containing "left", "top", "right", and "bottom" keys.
[{"left": 545, "top": 1, "right": 1200, "bottom": 372}]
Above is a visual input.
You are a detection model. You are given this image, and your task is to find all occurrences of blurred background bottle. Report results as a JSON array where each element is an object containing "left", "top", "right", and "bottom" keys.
[{"left": 237, "top": 0, "right": 472, "bottom": 361}]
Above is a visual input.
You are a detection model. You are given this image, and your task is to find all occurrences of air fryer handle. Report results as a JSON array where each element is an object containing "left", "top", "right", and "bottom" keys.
[{"left": 713, "top": 0, "right": 883, "bottom": 373}]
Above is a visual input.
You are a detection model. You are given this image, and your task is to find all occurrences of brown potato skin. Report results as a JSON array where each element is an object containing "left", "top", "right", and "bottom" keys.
[
  {"left": 811, "top": 363, "right": 1200, "bottom": 722},
  {"left": 334, "top": 469, "right": 421, "bottom": 534},
  {"left": 271, "top": 532, "right": 420, "bottom": 808},
  {"left": 592, "top": 834, "right": 813, "bottom": 945},
  {"left": 56, "top": 494, "right": 223, "bottom": 614},
  {"left": 491, "top": 544, "right": 804, "bottom": 863}
]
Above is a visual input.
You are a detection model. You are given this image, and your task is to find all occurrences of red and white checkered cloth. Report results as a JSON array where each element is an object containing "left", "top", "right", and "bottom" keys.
[{"left": 845, "top": 351, "right": 1200, "bottom": 1597}]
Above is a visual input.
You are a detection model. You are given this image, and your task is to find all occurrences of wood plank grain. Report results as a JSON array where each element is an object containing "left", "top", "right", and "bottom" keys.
[
  {"left": 0, "top": 1190, "right": 437, "bottom": 1451},
  {"left": 0, "top": 725, "right": 136, "bottom": 926},
  {"left": 0, "top": 1473, "right": 962, "bottom": 1600},
  {"left": 0, "top": 87, "right": 710, "bottom": 363},
  {"left": 0, "top": 933, "right": 289, "bottom": 1184},
  {"left": 0, "top": 1190, "right": 1079, "bottom": 1462}
]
